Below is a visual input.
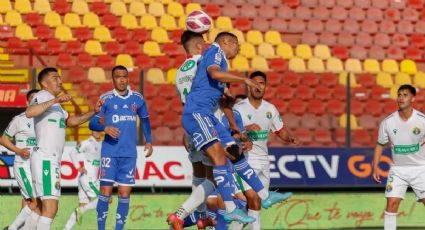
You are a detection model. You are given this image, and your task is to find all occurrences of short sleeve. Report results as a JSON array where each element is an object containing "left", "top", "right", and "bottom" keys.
[
  {"left": 205, "top": 46, "right": 223, "bottom": 71},
  {"left": 270, "top": 105, "right": 284, "bottom": 132},
  {"left": 4, "top": 116, "right": 20, "bottom": 138},
  {"left": 30, "top": 91, "right": 53, "bottom": 105},
  {"left": 137, "top": 97, "right": 149, "bottom": 118},
  {"left": 377, "top": 119, "right": 389, "bottom": 146}
]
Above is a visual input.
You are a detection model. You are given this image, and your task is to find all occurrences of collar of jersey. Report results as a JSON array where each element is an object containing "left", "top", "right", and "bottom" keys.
[{"left": 113, "top": 89, "right": 133, "bottom": 99}]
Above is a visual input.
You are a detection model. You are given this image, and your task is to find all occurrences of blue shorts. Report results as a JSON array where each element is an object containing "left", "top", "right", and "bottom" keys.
[
  {"left": 100, "top": 157, "right": 136, "bottom": 186},
  {"left": 182, "top": 112, "right": 235, "bottom": 151}
]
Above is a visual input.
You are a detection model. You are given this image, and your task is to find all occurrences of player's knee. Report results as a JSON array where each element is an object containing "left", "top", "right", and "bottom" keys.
[
  {"left": 386, "top": 199, "right": 401, "bottom": 212},
  {"left": 226, "top": 144, "right": 244, "bottom": 164}
]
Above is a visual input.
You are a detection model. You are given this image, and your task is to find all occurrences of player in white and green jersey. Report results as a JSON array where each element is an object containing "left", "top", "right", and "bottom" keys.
[
  {"left": 0, "top": 89, "right": 39, "bottom": 230},
  {"left": 372, "top": 84, "right": 425, "bottom": 230},
  {"left": 64, "top": 131, "right": 102, "bottom": 230},
  {"left": 233, "top": 71, "right": 297, "bottom": 230},
  {"left": 25, "top": 67, "right": 101, "bottom": 230}
]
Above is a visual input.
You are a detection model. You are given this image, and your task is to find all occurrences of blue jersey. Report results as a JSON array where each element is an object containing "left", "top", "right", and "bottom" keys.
[
  {"left": 220, "top": 110, "right": 245, "bottom": 132},
  {"left": 97, "top": 89, "right": 149, "bottom": 158},
  {"left": 183, "top": 43, "right": 228, "bottom": 115}
]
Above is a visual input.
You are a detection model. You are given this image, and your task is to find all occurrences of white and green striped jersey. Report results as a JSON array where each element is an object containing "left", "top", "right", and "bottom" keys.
[
  {"left": 175, "top": 55, "right": 201, "bottom": 104},
  {"left": 234, "top": 98, "right": 284, "bottom": 159},
  {"left": 377, "top": 109, "right": 425, "bottom": 166},
  {"left": 69, "top": 136, "right": 101, "bottom": 179},
  {"left": 30, "top": 90, "right": 68, "bottom": 161},
  {"left": 4, "top": 112, "right": 36, "bottom": 164}
]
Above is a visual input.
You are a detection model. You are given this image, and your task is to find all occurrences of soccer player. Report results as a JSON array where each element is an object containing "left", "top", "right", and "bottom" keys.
[
  {"left": 89, "top": 65, "right": 153, "bottom": 230},
  {"left": 0, "top": 89, "right": 39, "bottom": 230},
  {"left": 181, "top": 32, "right": 288, "bottom": 225},
  {"left": 64, "top": 131, "right": 102, "bottom": 230},
  {"left": 25, "top": 67, "right": 102, "bottom": 230},
  {"left": 233, "top": 71, "right": 297, "bottom": 230},
  {"left": 372, "top": 84, "right": 425, "bottom": 230}
]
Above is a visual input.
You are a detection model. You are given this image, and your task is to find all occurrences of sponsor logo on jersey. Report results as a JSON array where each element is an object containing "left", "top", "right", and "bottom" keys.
[
  {"left": 413, "top": 127, "right": 421, "bottom": 135},
  {"left": 180, "top": 60, "right": 196, "bottom": 72},
  {"left": 266, "top": 111, "right": 272, "bottom": 119},
  {"left": 112, "top": 115, "right": 137, "bottom": 123}
]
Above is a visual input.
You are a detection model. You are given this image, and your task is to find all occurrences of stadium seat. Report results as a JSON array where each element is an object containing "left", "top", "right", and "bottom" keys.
[
  {"left": 326, "top": 58, "right": 344, "bottom": 73},
  {"left": 394, "top": 72, "right": 412, "bottom": 85},
  {"left": 356, "top": 73, "right": 375, "bottom": 88},
  {"left": 163, "top": 111, "right": 180, "bottom": 129},
  {"left": 74, "top": 27, "right": 92, "bottom": 42},
  {"left": 382, "top": 59, "right": 399, "bottom": 73},
  {"left": 131, "top": 29, "right": 149, "bottom": 43},
  {"left": 414, "top": 71, "right": 425, "bottom": 88},
  {"left": 72, "top": 0, "right": 89, "bottom": 15},
  {"left": 0, "top": 0, "right": 12, "bottom": 13},
  {"left": 331, "top": 46, "right": 348, "bottom": 60},
  {"left": 57, "top": 53, "right": 74, "bottom": 69},
  {"left": 143, "top": 41, "right": 163, "bottom": 57},
  {"left": 313, "top": 45, "right": 331, "bottom": 60},
  {"left": 400, "top": 59, "right": 417, "bottom": 74},
  {"left": 166, "top": 68, "right": 177, "bottom": 84},
  {"left": 27, "top": 39, "right": 45, "bottom": 55},
  {"left": 167, "top": 2, "right": 184, "bottom": 17},
  {"left": 307, "top": 19, "right": 324, "bottom": 33},
  {"left": 337, "top": 33, "right": 355, "bottom": 46},
  {"left": 205, "top": 4, "right": 222, "bottom": 18},
  {"left": 328, "top": 99, "right": 345, "bottom": 115},
  {"left": 66, "top": 41, "right": 83, "bottom": 55},
  {"left": 295, "top": 85, "right": 313, "bottom": 101},
  {"left": 151, "top": 27, "right": 171, "bottom": 43},
  {"left": 153, "top": 127, "right": 173, "bottom": 145},
  {"left": 269, "top": 58, "right": 287, "bottom": 72},
  {"left": 15, "top": 24, "right": 35, "bottom": 41},
  {"left": 124, "top": 41, "right": 142, "bottom": 56},
  {"left": 366, "top": 100, "right": 384, "bottom": 116},
  {"left": 258, "top": 43, "right": 276, "bottom": 59},
  {"left": 288, "top": 58, "right": 306, "bottom": 73},
  {"left": 14, "top": 0, "right": 32, "bottom": 14},
  {"left": 315, "top": 85, "right": 332, "bottom": 101},
  {"left": 110, "top": 1, "right": 127, "bottom": 16},
  {"left": 405, "top": 47, "right": 423, "bottom": 60},
  {"left": 93, "top": 26, "right": 114, "bottom": 42},
  {"left": 288, "top": 99, "right": 306, "bottom": 115},
  {"left": 368, "top": 46, "right": 386, "bottom": 60},
  {"left": 239, "top": 43, "right": 256, "bottom": 59},
  {"left": 121, "top": 14, "right": 139, "bottom": 30},
  {"left": 114, "top": 54, "right": 133, "bottom": 68},
  {"left": 350, "top": 46, "right": 367, "bottom": 60},
  {"left": 88, "top": 67, "right": 107, "bottom": 83},
  {"left": 352, "top": 129, "right": 372, "bottom": 147},
  {"left": 387, "top": 46, "right": 404, "bottom": 60},
  {"left": 77, "top": 53, "right": 94, "bottom": 68},
  {"left": 113, "top": 26, "right": 130, "bottom": 42},
  {"left": 239, "top": 4, "right": 257, "bottom": 18},
  {"left": 339, "top": 114, "right": 359, "bottom": 129},
  {"left": 350, "top": 99, "right": 365, "bottom": 116},
  {"left": 314, "top": 129, "right": 333, "bottom": 145},
  {"left": 358, "top": 114, "right": 378, "bottom": 130},
  {"left": 300, "top": 113, "right": 320, "bottom": 129},
  {"left": 102, "top": 13, "right": 119, "bottom": 29},
  {"left": 264, "top": 31, "right": 282, "bottom": 46},
  {"left": 276, "top": 43, "right": 293, "bottom": 59},
  {"left": 84, "top": 40, "right": 105, "bottom": 55},
  {"left": 288, "top": 19, "right": 306, "bottom": 33},
  {"left": 63, "top": 13, "right": 81, "bottom": 28},
  {"left": 160, "top": 14, "right": 178, "bottom": 31},
  {"left": 245, "top": 30, "right": 262, "bottom": 45},
  {"left": 338, "top": 72, "right": 359, "bottom": 87},
  {"left": 295, "top": 44, "right": 312, "bottom": 60},
  {"left": 295, "top": 128, "right": 313, "bottom": 144},
  {"left": 146, "top": 68, "right": 166, "bottom": 84},
  {"left": 133, "top": 54, "right": 152, "bottom": 69},
  {"left": 140, "top": 14, "right": 158, "bottom": 30},
  {"left": 231, "top": 55, "right": 250, "bottom": 71},
  {"left": 83, "top": 12, "right": 100, "bottom": 28},
  {"left": 96, "top": 55, "right": 115, "bottom": 69},
  {"left": 52, "top": 0, "right": 70, "bottom": 15},
  {"left": 301, "top": 32, "right": 318, "bottom": 46},
  {"left": 215, "top": 16, "right": 233, "bottom": 31},
  {"left": 55, "top": 25, "right": 75, "bottom": 41},
  {"left": 24, "top": 13, "right": 41, "bottom": 27},
  {"left": 148, "top": 2, "right": 165, "bottom": 17},
  {"left": 397, "top": 21, "right": 414, "bottom": 34},
  {"left": 251, "top": 56, "right": 269, "bottom": 71},
  {"left": 185, "top": 3, "right": 202, "bottom": 14},
  {"left": 344, "top": 59, "right": 362, "bottom": 73},
  {"left": 307, "top": 58, "right": 325, "bottom": 73},
  {"left": 221, "top": 3, "right": 239, "bottom": 19},
  {"left": 363, "top": 59, "right": 380, "bottom": 73},
  {"left": 155, "top": 56, "right": 174, "bottom": 70},
  {"left": 46, "top": 38, "right": 63, "bottom": 54},
  {"left": 34, "top": 0, "right": 51, "bottom": 14},
  {"left": 5, "top": 11, "right": 23, "bottom": 27},
  {"left": 105, "top": 41, "right": 121, "bottom": 56},
  {"left": 90, "top": 2, "right": 108, "bottom": 15}
]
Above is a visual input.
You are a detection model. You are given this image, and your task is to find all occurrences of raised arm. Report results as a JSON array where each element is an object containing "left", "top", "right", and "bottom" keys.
[
  {"left": 66, "top": 99, "right": 103, "bottom": 127},
  {"left": 26, "top": 94, "right": 71, "bottom": 118}
]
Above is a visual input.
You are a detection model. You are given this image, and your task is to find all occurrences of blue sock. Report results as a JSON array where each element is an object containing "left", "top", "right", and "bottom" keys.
[
  {"left": 116, "top": 196, "right": 130, "bottom": 230},
  {"left": 96, "top": 194, "right": 110, "bottom": 230},
  {"left": 216, "top": 209, "right": 228, "bottom": 229},
  {"left": 183, "top": 211, "right": 199, "bottom": 227},
  {"left": 233, "top": 158, "right": 264, "bottom": 193},
  {"left": 213, "top": 165, "right": 235, "bottom": 203},
  {"left": 235, "top": 198, "right": 247, "bottom": 210}
]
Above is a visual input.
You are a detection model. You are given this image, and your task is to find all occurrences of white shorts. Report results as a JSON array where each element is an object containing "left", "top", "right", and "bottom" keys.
[
  {"left": 237, "top": 161, "right": 270, "bottom": 192},
  {"left": 78, "top": 174, "right": 99, "bottom": 203},
  {"left": 30, "top": 150, "right": 61, "bottom": 200},
  {"left": 13, "top": 162, "right": 35, "bottom": 199},
  {"left": 186, "top": 133, "right": 212, "bottom": 166},
  {"left": 385, "top": 165, "right": 425, "bottom": 200}
]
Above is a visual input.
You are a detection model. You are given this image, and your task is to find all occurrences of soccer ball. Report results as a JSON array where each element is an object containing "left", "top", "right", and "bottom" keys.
[{"left": 185, "top": 10, "right": 212, "bottom": 34}]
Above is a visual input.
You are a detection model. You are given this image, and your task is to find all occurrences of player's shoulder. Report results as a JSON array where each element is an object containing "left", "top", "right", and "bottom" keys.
[
  {"left": 234, "top": 98, "right": 249, "bottom": 108},
  {"left": 381, "top": 112, "right": 396, "bottom": 123},
  {"left": 414, "top": 109, "right": 425, "bottom": 120},
  {"left": 131, "top": 90, "right": 145, "bottom": 101},
  {"left": 100, "top": 90, "right": 114, "bottom": 101}
]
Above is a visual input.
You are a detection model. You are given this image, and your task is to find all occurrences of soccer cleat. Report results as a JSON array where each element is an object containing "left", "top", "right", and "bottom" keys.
[
  {"left": 261, "top": 191, "right": 293, "bottom": 209},
  {"left": 223, "top": 208, "right": 256, "bottom": 224},
  {"left": 196, "top": 216, "right": 216, "bottom": 229},
  {"left": 3, "top": 226, "right": 9, "bottom": 230},
  {"left": 167, "top": 213, "right": 184, "bottom": 230},
  {"left": 75, "top": 207, "right": 83, "bottom": 225}
]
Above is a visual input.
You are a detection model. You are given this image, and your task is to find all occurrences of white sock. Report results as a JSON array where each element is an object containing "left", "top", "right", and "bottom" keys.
[
  {"left": 248, "top": 209, "right": 261, "bottom": 230},
  {"left": 80, "top": 199, "right": 98, "bottom": 213},
  {"left": 229, "top": 221, "right": 244, "bottom": 230},
  {"left": 63, "top": 212, "right": 76, "bottom": 230},
  {"left": 181, "top": 179, "right": 215, "bottom": 216},
  {"left": 36, "top": 216, "right": 52, "bottom": 230},
  {"left": 22, "top": 212, "right": 40, "bottom": 230},
  {"left": 257, "top": 189, "right": 269, "bottom": 201},
  {"left": 384, "top": 211, "right": 397, "bottom": 230},
  {"left": 9, "top": 205, "right": 32, "bottom": 230},
  {"left": 191, "top": 176, "right": 207, "bottom": 213}
]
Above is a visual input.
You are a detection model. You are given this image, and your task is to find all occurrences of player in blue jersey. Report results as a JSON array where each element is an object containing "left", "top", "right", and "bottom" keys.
[
  {"left": 89, "top": 65, "right": 153, "bottom": 230},
  {"left": 181, "top": 32, "right": 290, "bottom": 225}
]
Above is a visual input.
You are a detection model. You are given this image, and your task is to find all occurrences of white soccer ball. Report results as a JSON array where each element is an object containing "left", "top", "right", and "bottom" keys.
[{"left": 185, "top": 10, "right": 212, "bottom": 34}]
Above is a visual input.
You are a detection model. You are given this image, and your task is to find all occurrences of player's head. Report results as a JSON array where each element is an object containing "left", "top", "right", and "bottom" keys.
[
  {"left": 235, "top": 94, "right": 247, "bottom": 103},
  {"left": 397, "top": 84, "right": 416, "bottom": 110},
  {"left": 38, "top": 67, "right": 62, "bottom": 96},
  {"left": 26, "top": 89, "right": 40, "bottom": 104},
  {"left": 247, "top": 71, "right": 267, "bottom": 100},
  {"left": 215, "top": 32, "right": 239, "bottom": 59},
  {"left": 181, "top": 30, "right": 206, "bottom": 55},
  {"left": 92, "top": 131, "right": 101, "bottom": 141},
  {"left": 112, "top": 65, "right": 129, "bottom": 93}
]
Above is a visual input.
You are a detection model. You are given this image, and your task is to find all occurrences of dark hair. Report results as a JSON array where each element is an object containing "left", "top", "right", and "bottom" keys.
[
  {"left": 214, "top": 32, "right": 237, "bottom": 42},
  {"left": 398, "top": 84, "right": 416, "bottom": 96},
  {"left": 112, "top": 65, "right": 128, "bottom": 76},
  {"left": 181, "top": 30, "right": 204, "bottom": 51},
  {"left": 235, "top": 94, "right": 247, "bottom": 100},
  {"left": 26, "top": 89, "right": 40, "bottom": 100},
  {"left": 249, "top": 71, "right": 267, "bottom": 83},
  {"left": 37, "top": 67, "right": 58, "bottom": 84}
]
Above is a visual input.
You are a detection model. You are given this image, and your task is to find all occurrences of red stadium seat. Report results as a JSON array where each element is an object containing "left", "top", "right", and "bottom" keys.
[
  {"left": 152, "top": 97, "right": 170, "bottom": 113},
  {"left": 366, "top": 8, "right": 383, "bottom": 21},
  {"left": 350, "top": 46, "right": 367, "bottom": 60},
  {"left": 113, "top": 26, "right": 130, "bottom": 42},
  {"left": 372, "top": 0, "right": 388, "bottom": 9},
  {"left": 348, "top": 7, "right": 365, "bottom": 21},
  {"left": 288, "top": 99, "right": 306, "bottom": 115},
  {"left": 397, "top": 21, "right": 414, "bottom": 34},
  {"left": 155, "top": 56, "right": 174, "bottom": 70},
  {"left": 333, "top": 85, "right": 347, "bottom": 100},
  {"left": 408, "top": 0, "right": 425, "bottom": 9},
  {"left": 153, "top": 127, "right": 173, "bottom": 145},
  {"left": 411, "top": 34, "right": 425, "bottom": 48},
  {"left": 295, "top": 85, "right": 313, "bottom": 100},
  {"left": 270, "top": 18, "right": 286, "bottom": 33},
  {"left": 68, "top": 66, "right": 86, "bottom": 83},
  {"left": 320, "top": 73, "right": 338, "bottom": 88},
  {"left": 301, "top": 113, "right": 320, "bottom": 130},
  {"left": 65, "top": 41, "right": 83, "bottom": 55},
  {"left": 252, "top": 18, "right": 270, "bottom": 32},
  {"left": 221, "top": 4, "right": 239, "bottom": 19},
  {"left": 53, "top": 0, "right": 70, "bottom": 15},
  {"left": 356, "top": 32, "right": 373, "bottom": 47},
  {"left": 259, "top": 4, "right": 276, "bottom": 20},
  {"left": 365, "top": 100, "right": 383, "bottom": 116},
  {"left": 102, "top": 13, "right": 120, "bottom": 29},
  {"left": 25, "top": 13, "right": 43, "bottom": 27},
  {"left": 319, "top": 32, "right": 337, "bottom": 46},
  {"left": 283, "top": 71, "right": 301, "bottom": 87},
  {"left": 314, "top": 129, "right": 333, "bottom": 145},
  {"left": 358, "top": 114, "right": 378, "bottom": 130},
  {"left": 312, "top": 6, "right": 329, "bottom": 20},
  {"left": 35, "top": 25, "right": 53, "bottom": 41},
  {"left": 170, "top": 97, "right": 183, "bottom": 113},
  {"left": 269, "top": 58, "right": 287, "bottom": 72},
  {"left": 403, "top": 8, "right": 419, "bottom": 21},
  {"left": 143, "top": 82, "right": 158, "bottom": 100},
  {"left": 387, "top": 46, "right": 404, "bottom": 60},
  {"left": 7, "top": 37, "right": 27, "bottom": 54},
  {"left": 374, "top": 33, "right": 390, "bottom": 47},
  {"left": 77, "top": 52, "right": 94, "bottom": 68},
  {"left": 331, "top": 46, "right": 349, "bottom": 60},
  {"left": 149, "top": 115, "right": 162, "bottom": 129},
  {"left": 46, "top": 38, "right": 63, "bottom": 54},
  {"left": 234, "top": 18, "right": 252, "bottom": 32},
  {"left": 318, "top": 114, "right": 338, "bottom": 129},
  {"left": 382, "top": 99, "right": 398, "bottom": 114},
  {"left": 27, "top": 39, "right": 46, "bottom": 55},
  {"left": 134, "top": 54, "right": 153, "bottom": 69},
  {"left": 301, "top": 32, "right": 318, "bottom": 46},
  {"left": 283, "top": 0, "right": 300, "bottom": 8},
  {"left": 282, "top": 113, "right": 301, "bottom": 129},
  {"left": 302, "top": 72, "right": 319, "bottom": 88},
  {"left": 124, "top": 41, "right": 142, "bottom": 56},
  {"left": 325, "top": 19, "right": 341, "bottom": 34},
  {"left": 370, "top": 86, "right": 389, "bottom": 101},
  {"left": 393, "top": 34, "right": 409, "bottom": 47},
  {"left": 315, "top": 85, "right": 332, "bottom": 101},
  {"left": 170, "top": 29, "right": 184, "bottom": 43},
  {"left": 295, "top": 128, "right": 312, "bottom": 145},
  {"left": 162, "top": 43, "right": 182, "bottom": 56},
  {"left": 104, "top": 41, "right": 121, "bottom": 56},
  {"left": 380, "top": 21, "right": 396, "bottom": 34},
  {"left": 335, "top": 128, "right": 346, "bottom": 146},
  {"left": 270, "top": 98, "right": 286, "bottom": 114},
  {"left": 240, "top": 5, "right": 257, "bottom": 18},
  {"left": 267, "top": 71, "right": 281, "bottom": 87},
  {"left": 57, "top": 53, "right": 74, "bottom": 69},
  {"left": 295, "top": 6, "right": 311, "bottom": 20},
  {"left": 338, "top": 33, "right": 355, "bottom": 46},
  {"left": 205, "top": 4, "right": 221, "bottom": 18},
  {"left": 307, "top": 99, "right": 325, "bottom": 116},
  {"left": 352, "top": 129, "right": 372, "bottom": 147},
  {"left": 74, "top": 27, "right": 92, "bottom": 42},
  {"left": 405, "top": 47, "right": 423, "bottom": 60},
  {"left": 277, "top": 85, "right": 294, "bottom": 101},
  {"left": 357, "top": 73, "right": 375, "bottom": 88},
  {"left": 385, "top": 8, "right": 400, "bottom": 21},
  {"left": 90, "top": 2, "right": 108, "bottom": 15},
  {"left": 163, "top": 111, "right": 180, "bottom": 129},
  {"left": 158, "top": 84, "right": 177, "bottom": 99},
  {"left": 288, "top": 19, "right": 305, "bottom": 33},
  {"left": 331, "top": 6, "right": 348, "bottom": 21},
  {"left": 132, "top": 29, "right": 150, "bottom": 43},
  {"left": 361, "top": 19, "right": 378, "bottom": 34},
  {"left": 327, "top": 99, "right": 345, "bottom": 115},
  {"left": 350, "top": 100, "right": 364, "bottom": 116},
  {"left": 96, "top": 55, "right": 115, "bottom": 69},
  {"left": 369, "top": 46, "right": 386, "bottom": 60}
]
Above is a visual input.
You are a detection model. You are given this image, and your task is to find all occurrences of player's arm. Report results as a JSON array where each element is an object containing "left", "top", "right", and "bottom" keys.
[
  {"left": 66, "top": 99, "right": 103, "bottom": 127},
  {"left": 137, "top": 98, "right": 153, "bottom": 157},
  {"left": 69, "top": 143, "right": 86, "bottom": 174},
  {"left": 372, "top": 121, "right": 388, "bottom": 184},
  {"left": 275, "top": 128, "right": 298, "bottom": 145},
  {"left": 26, "top": 94, "right": 71, "bottom": 118},
  {"left": 0, "top": 135, "right": 30, "bottom": 158},
  {"left": 208, "top": 66, "right": 260, "bottom": 90},
  {"left": 271, "top": 107, "right": 299, "bottom": 145},
  {"left": 220, "top": 96, "right": 240, "bottom": 135}
]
